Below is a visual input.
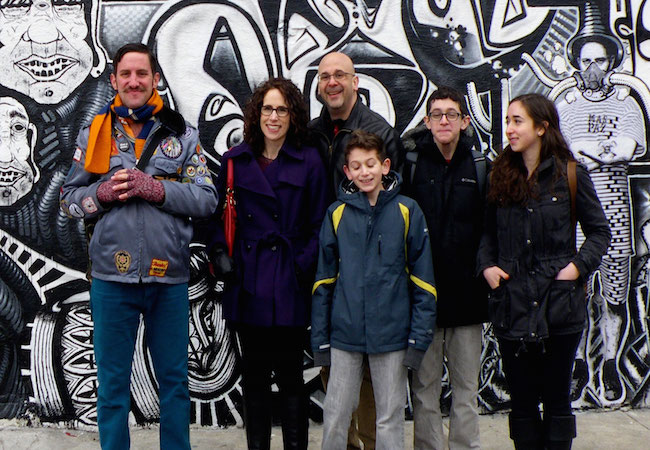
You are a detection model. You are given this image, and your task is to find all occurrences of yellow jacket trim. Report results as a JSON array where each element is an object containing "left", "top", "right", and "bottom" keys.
[
  {"left": 410, "top": 274, "right": 437, "bottom": 299},
  {"left": 312, "top": 276, "right": 338, "bottom": 295},
  {"left": 332, "top": 203, "right": 346, "bottom": 235},
  {"left": 398, "top": 202, "right": 410, "bottom": 259}
]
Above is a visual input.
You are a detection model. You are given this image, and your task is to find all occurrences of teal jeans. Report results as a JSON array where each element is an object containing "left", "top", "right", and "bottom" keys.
[{"left": 90, "top": 279, "right": 190, "bottom": 450}]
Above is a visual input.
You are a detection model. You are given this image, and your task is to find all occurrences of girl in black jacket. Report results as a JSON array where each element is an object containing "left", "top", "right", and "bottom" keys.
[{"left": 478, "top": 94, "right": 610, "bottom": 449}]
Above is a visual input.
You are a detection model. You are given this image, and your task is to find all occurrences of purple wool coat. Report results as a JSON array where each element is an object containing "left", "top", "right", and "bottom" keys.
[{"left": 212, "top": 141, "right": 328, "bottom": 327}]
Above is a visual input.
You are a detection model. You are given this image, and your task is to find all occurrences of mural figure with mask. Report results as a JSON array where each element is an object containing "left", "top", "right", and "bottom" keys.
[{"left": 556, "top": 3, "right": 646, "bottom": 406}]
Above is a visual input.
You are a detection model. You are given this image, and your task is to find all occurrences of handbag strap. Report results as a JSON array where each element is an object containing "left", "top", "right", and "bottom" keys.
[
  {"left": 227, "top": 158, "right": 234, "bottom": 190},
  {"left": 567, "top": 160, "right": 577, "bottom": 247}
]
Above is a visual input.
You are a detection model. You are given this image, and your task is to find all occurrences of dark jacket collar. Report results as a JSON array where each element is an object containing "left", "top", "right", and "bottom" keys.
[
  {"left": 338, "top": 170, "right": 402, "bottom": 210},
  {"left": 157, "top": 105, "right": 186, "bottom": 135},
  {"left": 315, "top": 95, "right": 364, "bottom": 130},
  {"left": 225, "top": 140, "right": 305, "bottom": 199},
  {"left": 411, "top": 127, "right": 474, "bottom": 165}
]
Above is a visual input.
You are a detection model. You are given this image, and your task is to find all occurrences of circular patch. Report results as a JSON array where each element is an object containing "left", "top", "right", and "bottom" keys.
[
  {"left": 199, "top": 154, "right": 207, "bottom": 164},
  {"left": 160, "top": 136, "right": 182, "bottom": 159},
  {"left": 185, "top": 166, "right": 196, "bottom": 177},
  {"left": 195, "top": 177, "right": 204, "bottom": 185},
  {"left": 205, "top": 176, "right": 213, "bottom": 184},
  {"left": 191, "top": 154, "right": 200, "bottom": 165},
  {"left": 114, "top": 251, "right": 131, "bottom": 273},
  {"left": 196, "top": 165, "right": 206, "bottom": 176},
  {"left": 182, "top": 177, "right": 191, "bottom": 183}
]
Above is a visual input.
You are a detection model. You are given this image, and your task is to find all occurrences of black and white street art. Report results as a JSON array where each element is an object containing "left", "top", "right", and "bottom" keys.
[{"left": 2, "top": 0, "right": 650, "bottom": 427}]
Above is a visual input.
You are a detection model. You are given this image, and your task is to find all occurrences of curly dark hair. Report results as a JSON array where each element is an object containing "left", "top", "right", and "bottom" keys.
[
  {"left": 243, "top": 77, "right": 309, "bottom": 155},
  {"left": 488, "top": 93, "right": 575, "bottom": 206}
]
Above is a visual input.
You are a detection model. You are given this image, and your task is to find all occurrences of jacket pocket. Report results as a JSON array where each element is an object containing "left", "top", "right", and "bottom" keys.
[
  {"left": 547, "top": 279, "right": 585, "bottom": 330},
  {"left": 488, "top": 282, "right": 510, "bottom": 329}
]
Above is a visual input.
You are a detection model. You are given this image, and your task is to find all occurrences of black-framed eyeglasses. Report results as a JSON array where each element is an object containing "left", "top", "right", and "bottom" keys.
[
  {"left": 428, "top": 110, "right": 462, "bottom": 121},
  {"left": 261, "top": 105, "right": 289, "bottom": 117},
  {"left": 318, "top": 71, "right": 354, "bottom": 83}
]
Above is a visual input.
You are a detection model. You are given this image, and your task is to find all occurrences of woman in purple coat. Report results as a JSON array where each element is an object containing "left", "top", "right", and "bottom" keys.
[{"left": 210, "top": 78, "right": 328, "bottom": 449}]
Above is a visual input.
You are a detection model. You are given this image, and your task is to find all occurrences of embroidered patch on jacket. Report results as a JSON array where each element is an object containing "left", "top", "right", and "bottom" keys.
[
  {"left": 68, "top": 203, "right": 85, "bottom": 218},
  {"left": 160, "top": 136, "right": 182, "bottom": 159},
  {"left": 185, "top": 166, "right": 196, "bottom": 177},
  {"left": 81, "top": 196, "right": 98, "bottom": 213},
  {"left": 149, "top": 258, "right": 169, "bottom": 277},
  {"left": 60, "top": 200, "right": 70, "bottom": 216},
  {"left": 191, "top": 154, "right": 200, "bottom": 164},
  {"left": 114, "top": 251, "right": 131, "bottom": 273},
  {"left": 199, "top": 154, "right": 207, "bottom": 164},
  {"left": 73, "top": 147, "right": 82, "bottom": 162},
  {"left": 195, "top": 143, "right": 202, "bottom": 154}
]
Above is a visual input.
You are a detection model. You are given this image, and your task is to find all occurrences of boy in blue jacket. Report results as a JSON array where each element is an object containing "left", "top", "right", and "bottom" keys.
[{"left": 312, "top": 129, "right": 437, "bottom": 449}]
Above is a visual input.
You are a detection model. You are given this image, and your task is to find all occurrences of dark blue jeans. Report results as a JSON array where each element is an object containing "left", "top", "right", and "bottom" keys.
[{"left": 90, "top": 279, "right": 190, "bottom": 450}]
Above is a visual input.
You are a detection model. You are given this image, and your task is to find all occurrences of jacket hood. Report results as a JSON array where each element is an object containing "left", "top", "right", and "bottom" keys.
[{"left": 337, "top": 170, "right": 401, "bottom": 209}]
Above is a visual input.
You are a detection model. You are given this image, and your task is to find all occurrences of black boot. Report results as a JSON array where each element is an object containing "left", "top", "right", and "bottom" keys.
[
  {"left": 544, "top": 415, "right": 576, "bottom": 450},
  {"left": 280, "top": 392, "right": 308, "bottom": 450},
  {"left": 509, "top": 414, "right": 544, "bottom": 450},
  {"left": 243, "top": 391, "right": 272, "bottom": 450}
]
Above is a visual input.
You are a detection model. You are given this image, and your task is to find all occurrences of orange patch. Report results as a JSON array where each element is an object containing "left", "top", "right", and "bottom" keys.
[{"left": 149, "top": 258, "right": 169, "bottom": 277}]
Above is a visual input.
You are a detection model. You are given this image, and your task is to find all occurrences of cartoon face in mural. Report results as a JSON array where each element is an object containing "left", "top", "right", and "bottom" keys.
[
  {"left": 0, "top": 0, "right": 94, "bottom": 103},
  {"left": 0, "top": 97, "right": 38, "bottom": 206}
]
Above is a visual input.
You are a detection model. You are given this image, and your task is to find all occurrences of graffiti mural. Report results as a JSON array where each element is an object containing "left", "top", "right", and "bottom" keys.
[{"left": 2, "top": 0, "right": 650, "bottom": 428}]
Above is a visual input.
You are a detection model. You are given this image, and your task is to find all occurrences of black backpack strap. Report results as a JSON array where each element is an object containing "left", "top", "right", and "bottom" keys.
[
  {"left": 136, "top": 106, "right": 185, "bottom": 170},
  {"left": 405, "top": 150, "right": 419, "bottom": 184},
  {"left": 471, "top": 148, "right": 487, "bottom": 198},
  {"left": 135, "top": 125, "right": 169, "bottom": 170}
]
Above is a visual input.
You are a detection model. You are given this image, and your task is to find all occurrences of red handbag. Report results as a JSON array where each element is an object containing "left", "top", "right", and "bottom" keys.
[{"left": 223, "top": 158, "right": 236, "bottom": 256}]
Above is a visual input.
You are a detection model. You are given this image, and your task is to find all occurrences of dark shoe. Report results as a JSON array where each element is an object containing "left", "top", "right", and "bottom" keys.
[
  {"left": 244, "top": 394, "right": 272, "bottom": 450},
  {"left": 544, "top": 415, "right": 576, "bottom": 450},
  {"left": 509, "top": 414, "right": 544, "bottom": 450},
  {"left": 280, "top": 393, "right": 308, "bottom": 450}
]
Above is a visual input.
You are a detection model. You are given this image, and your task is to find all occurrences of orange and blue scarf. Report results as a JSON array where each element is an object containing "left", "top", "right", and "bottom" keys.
[{"left": 84, "top": 90, "right": 164, "bottom": 174}]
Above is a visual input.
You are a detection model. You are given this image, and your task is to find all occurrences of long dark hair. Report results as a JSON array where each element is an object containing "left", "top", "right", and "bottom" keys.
[
  {"left": 488, "top": 93, "right": 574, "bottom": 206},
  {"left": 243, "top": 77, "right": 309, "bottom": 155}
]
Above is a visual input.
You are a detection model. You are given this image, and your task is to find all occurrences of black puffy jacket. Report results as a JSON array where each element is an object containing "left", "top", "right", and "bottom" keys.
[
  {"left": 477, "top": 156, "right": 610, "bottom": 341},
  {"left": 402, "top": 129, "right": 489, "bottom": 328}
]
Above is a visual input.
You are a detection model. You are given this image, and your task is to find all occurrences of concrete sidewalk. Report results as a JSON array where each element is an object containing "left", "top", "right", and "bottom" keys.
[{"left": 1, "top": 408, "right": 649, "bottom": 449}]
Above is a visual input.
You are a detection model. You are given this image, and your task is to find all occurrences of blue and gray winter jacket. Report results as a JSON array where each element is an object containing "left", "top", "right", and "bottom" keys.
[
  {"left": 311, "top": 172, "right": 437, "bottom": 369},
  {"left": 60, "top": 107, "right": 217, "bottom": 284}
]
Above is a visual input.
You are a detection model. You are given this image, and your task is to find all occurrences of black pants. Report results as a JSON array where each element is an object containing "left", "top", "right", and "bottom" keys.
[
  {"left": 238, "top": 324, "right": 308, "bottom": 450},
  {"left": 499, "top": 333, "right": 581, "bottom": 418},
  {"left": 499, "top": 333, "right": 581, "bottom": 449}
]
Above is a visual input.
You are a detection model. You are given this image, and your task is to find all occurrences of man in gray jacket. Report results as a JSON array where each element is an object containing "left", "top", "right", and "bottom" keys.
[{"left": 60, "top": 43, "right": 217, "bottom": 450}]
